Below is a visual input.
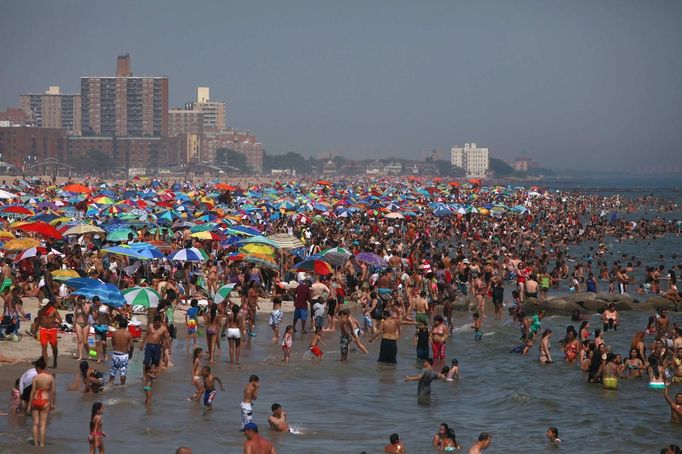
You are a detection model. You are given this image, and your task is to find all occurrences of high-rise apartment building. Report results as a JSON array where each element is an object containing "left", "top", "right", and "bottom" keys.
[
  {"left": 20, "top": 86, "right": 81, "bottom": 134},
  {"left": 81, "top": 55, "right": 168, "bottom": 137},
  {"left": 189, "top": 87, "right": 225, "bottom": 130},
  {"left": 451, "top": 142, "right": 489, "bottom": 178}
]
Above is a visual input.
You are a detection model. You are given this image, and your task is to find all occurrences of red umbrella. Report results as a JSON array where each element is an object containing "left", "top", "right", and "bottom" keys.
[
  {"left": 15, "top": 221, "right": 63, "bottom": 239},
  {"left": 215, "top": 183, "right": 237, "bottom": 191},
  {"left": 1, "top": 206, "right": 33, "bottom": 215},
  {"left": 15, "top": 247, "right": 48, "bottom": 261},
  {"left": 291, "top": 259, "right": 334, "bottom": 276},
  {"left": 448, "top": 181, "right": 461, "bottom": 188},
  {"left": 63, "top": 183, "right": 91, "bottom": 193}
]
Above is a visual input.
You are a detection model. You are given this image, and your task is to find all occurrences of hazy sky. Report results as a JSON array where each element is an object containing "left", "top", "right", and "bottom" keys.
[{"left": 1, "top": 1, "right": 681, "bottom": 170}]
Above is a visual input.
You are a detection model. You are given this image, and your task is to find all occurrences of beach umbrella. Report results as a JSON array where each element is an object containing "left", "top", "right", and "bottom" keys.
[
  {"left": 51, "top": 269, "right": 80, "bottom": 281},
  {"left": 122, "top": 287, "right": 161, "bottom": 308},
  {"left": 1, "top": 205, "right": 33, "bottom": 215},
  {"left": 63, "top": 183, "right": 91, "bottom": 194},
  {"left": 15, "top": 221, "right": 62, "bottom": 239},
  {"left": 0, "top": 231, "right": 15, "bottom": 240},
  {"left": 101, "top": 245, "right": 148, "bottom": 259},
  {"left": 240, "top": 243, "right": 276, "bottom": 256},
  {"left": 267, "top": 233, "right": 305, "bottom": 250},
  {"left": 215, "top": 183, "right": 237, "bottom": 191},
  {"left": 106, "top": 229, "right": 137, "bottom": 242},
  {"left": 190, "top": 230, "right": 225, "bottom": 241},
  {"left": 0, "top": 189, "right": 18, "bottom": 199},
  {"left": 385, "top": 212, "right": 404, "bottom": 219},
  {"left": 3, "top": 238, "right": 41, "bottom": 251},
  {"left": 243, "top": 255, "right": 278, "bottom": 270},
  {"left": 72, "top": 283, "right": 126, "bottom": 307},
  {"left": 226, "top": 225, "right": 260, "bottom": 237},
  {"left": 62, "top": 224, "right": 105, "bottom": 236},
  {"left": 355, "top": 252, "right": 387, "bottom": 268},
  {"left": 237, "top": 235, "right": 280, "bottom": 249},
  {"left": 292, "top": 259, "right": 334, "bottom": 276},
  {"left": 14, "top": 247, "right": 47, "bottom": 261},
  {"left": 65, "top": 277, "right": 105, "bottom": 289},
  {"left": 168, "top": 247, "right": 207, "bottom": 262},
  {"left": 214, "top": 283, "right": 236, "bottom": 304}
]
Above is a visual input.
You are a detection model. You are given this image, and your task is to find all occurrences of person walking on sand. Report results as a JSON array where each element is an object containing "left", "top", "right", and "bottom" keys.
[
  {"left": 36, "top": 298, "right": 62, "bottom": 369},
  {"left": 28, "top": 359, "right": 55, "bottom": 447}
]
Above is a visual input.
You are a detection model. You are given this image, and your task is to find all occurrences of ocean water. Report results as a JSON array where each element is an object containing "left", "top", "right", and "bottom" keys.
[{"left": 0, "top": 310, "right": 680, "bottom": 453}]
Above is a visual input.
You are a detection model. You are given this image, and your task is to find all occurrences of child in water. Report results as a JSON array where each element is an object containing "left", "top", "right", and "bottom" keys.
[
  {"left": 309, "top": 329, "right": 324, "bottom": 359},
  {"left": 270, "top": 297, "right": 283, "bottom": 342},
  {"left": 9, "top": 378, "right": 21, "bottom": 414},
  {"left": 446, "top": 359, "right": 460, "bottom": 381},
  {"left": 281, "top": 325, "right": 294, "bottom": 363},
  {"left": 143, "top": 364, "right": 153, "bottom": 407},
  {"left": 88, "top": 402, "right": 105, "bottom": 454},
  {"left": 188, "top": 347, "right": 203, "bottom": 401},
  {"left": 472, "top": 313, "right": 482, "bottom": 341},
  {"left": 201, "top": 366, "right": 224, "bottom": 410}
]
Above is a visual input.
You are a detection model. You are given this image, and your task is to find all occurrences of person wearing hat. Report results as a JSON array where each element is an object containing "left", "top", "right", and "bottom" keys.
[
  {"left": 384, "top": 433, "right": 405, "bottom": 453},
  {"left": 36, "top": 298, "right": 62, "bottom": 369},
  {"left": 243, "top": 422, "right": 276, "bottom": 454}
]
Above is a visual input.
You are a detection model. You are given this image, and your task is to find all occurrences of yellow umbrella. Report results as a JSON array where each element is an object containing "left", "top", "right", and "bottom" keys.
[
  {"left": 51, "top": 269, "right": 80, "bottom": 280},
  {"left": 7, "top": 221, "right": 29, "bottom": 229},
  {"left": 3, "top": 238, "right": 41, "bottom": 251},
  {"left": 240, "top": 243, "right": 276, "bottom": 256},
  {"left": 0, "top": 231, "right": 16, "bottom": 240},
  {"left": 49, "top": 217, "right": 74, "bottom": 226}
]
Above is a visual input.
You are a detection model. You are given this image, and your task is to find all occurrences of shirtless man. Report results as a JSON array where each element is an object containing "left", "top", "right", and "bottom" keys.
[
  {"left": 369, "top": 310, "right": 401, "bottom": 364},
  {"left": 140, "top": 315, "right": 168, "bottom": 377},
  {"left": 663, "top": 386, "right": 682, "bottom": 424},
  {"left": 657, "top": 309, "right": 671, "bottom": 338},
  {"left": 468, "top": 432, "right": 493, "bottom": 454},
  {"left": 37, "top": 298, "right": 62, "bottom": 369},
  {"left": 414, "top": 292, "right": 429, "bottom": 325},
  {"left": 384, "top": 433, "right": 405, "bottom": 453},
  {"left": 241, "top": 375, "right": 260, "bottom": 431},
  {"left": 109, "top": 318, "right": 133, "bottom": 385},
  {"left": 28, "top": 360, "right": 55, "bottom": 447},
  {"left": 243, "top": 422, "right": 276, "bottom": 454},
  {"left": 268, "top": 403, "right": 289, "bottom": 432}
]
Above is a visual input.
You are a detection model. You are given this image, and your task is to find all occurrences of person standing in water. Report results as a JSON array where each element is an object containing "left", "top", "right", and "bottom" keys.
[
  {"left": 241, "top": 375, "right": 260, "bottom": 430},
  {"left": 370, "top": 310, "right": 401, "bottom": 364},
  {"left": 468, "top": 432, "right": 492, "bottom": 454},
  {"left": 267, "top": 403, "right": 289, "bottom": 432},
  {"left": 663, "top": 385, "right": 682, "bottom": 424},
  {"left": 88, "top": 402, "right": 105, "bottom": 454},
  {"left": 243, "top": 422, "right": 276, "bottom": 454},
  {"left": 109, "top": 318, "right": 132, "bottom": 386},
  {"left": 28, "top": 359, "right": 55, "bottom": 447}
]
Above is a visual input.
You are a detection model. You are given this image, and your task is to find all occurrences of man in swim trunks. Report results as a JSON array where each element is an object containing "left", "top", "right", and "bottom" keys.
[
  {"left": 241, "top": 375, "right": 259, "bottom": 430},
  {"left": 201, "top": 365, "right": 224, "bottom": 410},
  {"left": 109, "top": 318, "right": 133, "bottom": 386},
  {"left": 338, "top": 310, "right": 353, "bottom": 361},
  {"left": 91, "top": 297, "right": 110, "bottom": 364},
  {"left": 140, "top": 315, "right": 168, "bottom": 376},
  {"left": 414, "top": 291, "right": 429, "bottom": 325},
  {"left": 267, "top": 403, "right": 289, "bottom": 432},
  {"left": 185, "top": 299, "right": 200, "bottom": 354},
  {"left": 37, "top": 298, "right": 61, "bottom": 369},
  {"left": 468, "top": 432, "right": 492, "bottom": 453},
  {"left": 384, "top": 433, "right": 405, "bottom": 453},
  {"left": 370, "top": 310, "right": 401, "bottom": 364}
]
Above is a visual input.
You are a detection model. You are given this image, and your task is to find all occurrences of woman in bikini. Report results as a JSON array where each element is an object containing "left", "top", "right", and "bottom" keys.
[
  {"left": 624, "top": 348, "right": 645, "bottom": 378},
  {"left": 28, "top": 365, "right": 55, "bottom": 447},
  {"left": 562, "top": 326, "right": 579, "bottom": 364},
  {"left": 226, "top": 304, "right": 244, "bottom": 364},
  {"left": 73, "top": 295, "right": 91, "bottom": 361},
  {"left": 88, "top": 402, "right": 105, "bottom": 454},
  {"left": 430, "top": 315, "right": 448, "bottom": 366},
  {"left": 205, "top": 303, "right": 221, "bottom": 364}
]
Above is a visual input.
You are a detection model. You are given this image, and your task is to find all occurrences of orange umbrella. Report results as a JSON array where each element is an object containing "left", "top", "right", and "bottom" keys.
[
  {"left": 215, "top": 183, "right": 237, "bottom": 191},
  {"left": 63, "top": 183, "right": 91, "bottom": 193},
  {"left": 316, "top": 180, "right": 331, "bottom": 186},
  {"left": 448, "top": 181, "right": 461, "bottom": 187},
  {"left": 468, "top": 179, "right": 482, "bottom": 185}
]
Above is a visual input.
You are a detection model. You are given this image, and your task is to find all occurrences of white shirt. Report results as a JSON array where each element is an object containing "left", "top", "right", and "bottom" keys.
[{"left": 19, "top": 368, "right": 38, "bottom": 393}]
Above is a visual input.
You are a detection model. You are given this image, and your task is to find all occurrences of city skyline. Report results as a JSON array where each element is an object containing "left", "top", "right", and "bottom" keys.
[{"left": 1, "top": 0, "right": 681, "bottom": 172}]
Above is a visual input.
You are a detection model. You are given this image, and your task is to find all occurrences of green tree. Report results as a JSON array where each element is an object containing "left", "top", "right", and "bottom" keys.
[
  {"left": 215, "top": 148, "right": 248, "bottom": 170},
  {"left": 430, "top": 159, "right": 465, "bottom": 177},
  {"left": 490, "top": 158, "right": 514, "bottom": 177},
  {"left": 263, "top": 152, "right": 313, "bottom": 174}
]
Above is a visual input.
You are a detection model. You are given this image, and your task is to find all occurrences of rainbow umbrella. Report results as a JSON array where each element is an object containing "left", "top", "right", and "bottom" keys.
[{"left": 291, "top": 259, "right": 333, "bottom": 276}]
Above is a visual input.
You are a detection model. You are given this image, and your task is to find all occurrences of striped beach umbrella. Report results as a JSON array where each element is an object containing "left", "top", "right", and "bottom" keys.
[
  {"left": 122, "top": 287, "right": 161, "bottom": 308},
  {"left": 168, "top": 247, "right": 207, "bottom": 262},
  {"left": 214, "top": 283, "right": 236, "bottom": 304},
  {"left": 267, "top": 233, "right": 305, "bottom": 250}
]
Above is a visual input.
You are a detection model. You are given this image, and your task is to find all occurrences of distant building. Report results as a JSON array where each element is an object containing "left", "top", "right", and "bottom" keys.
[
  {"left": 188, "top": 87, "right": 226, "bottom": 130},
  {"left": 365, "top": 160, "right": 383, "bottom": 175},
  {"left": 510, "top": 158, "right": 529, "bottom": 172},
  {"left": 451, "top": 142, "right": 489, "bottom": 178},
  {"left": 20, "top": 86, "right": 81, "bottom": 134},
  {"left": 0, "top": 108, "right": 29, "bottom": 127},
  {"left": 81, "top": 55, "right": 169, "bottom": 137},
  {"left": 384, "top": 161, "right": 403, "bottom": 175},
  {"left": 322, "top": 159, "right": 337, "bottom": 175},
  {"left": 0, "top": 127, "right": 67, "bottom": 169},
  {"left": 67, "top": 135, "right": 182, "bottom": 173},
  {"left": 203, "top": 128, "right": 263, "bottom": 173}
]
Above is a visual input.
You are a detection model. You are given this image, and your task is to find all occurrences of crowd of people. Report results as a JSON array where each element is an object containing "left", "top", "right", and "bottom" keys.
[{"left": 0, "top": 175, "right": 680, "bottom": 452}]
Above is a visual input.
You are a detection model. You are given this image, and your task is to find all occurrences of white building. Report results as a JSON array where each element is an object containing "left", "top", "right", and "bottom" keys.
[{"left": 451, "top": 142, "right": 489, "bottom": 178}]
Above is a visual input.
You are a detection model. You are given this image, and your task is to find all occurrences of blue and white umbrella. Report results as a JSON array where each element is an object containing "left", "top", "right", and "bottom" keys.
[{"left": 167, "top": 247, "right": 207, "bottom": 262}]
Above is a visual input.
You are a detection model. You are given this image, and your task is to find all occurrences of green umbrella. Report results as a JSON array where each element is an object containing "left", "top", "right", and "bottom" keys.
[
  {"left": 214, "top": 283, "right": 236, "bottom": 304},
  {"left": 122, "top": 287, "right": 161, "bottom": 308},
  {"left": 107, "top": 229, "right": 137, "bottom": 242}
]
